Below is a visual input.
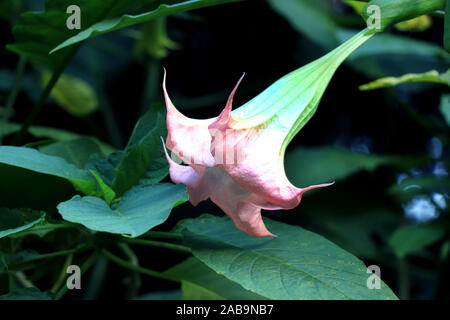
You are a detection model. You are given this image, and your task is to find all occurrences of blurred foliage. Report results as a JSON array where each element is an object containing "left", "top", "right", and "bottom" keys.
[
  {"left": 395, "top": 15, "right": 433, "bottom": 32},
  {"left": 359, "top": 69, "right": 450, "bottom": 90},
  {"left": 41, "top": 72, "right": 99, "bottom": 117}
]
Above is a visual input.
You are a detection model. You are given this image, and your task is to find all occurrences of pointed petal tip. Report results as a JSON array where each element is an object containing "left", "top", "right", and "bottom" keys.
[{"left": 300, "top": 181, "right": 334, "bottom": 194}]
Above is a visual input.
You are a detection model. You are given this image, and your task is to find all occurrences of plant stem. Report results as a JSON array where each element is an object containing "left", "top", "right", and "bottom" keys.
[
  {"left": 139, "top": 58, "right": 160, "bottom": 116},
  {"left": 142, "top": 231, "right": 184, "bottom": 240},
  {"left": 101, "top": 249, "right": 179, "bottom": 283},
  {"left": 122, "top": 238, "right": 191, "bottom": 254},
  {"left": 82, "top": 254, "right": 109, "bottom": 300},
  {"left": 50, "top": 254, "right": 73, "bottom": 294},
  {"left": 9, "top": 245, "right": 91, "bottom": 269},
  {"left": 11, "top": 45, "right": 80, "bottom": 145},
  {"left": 14, "top": 271, "right": 36, "bottom": 288},
  {"left": 117, "top": 243, "right": 141, "bottom": 299},
  {"left": 54, "top": 250, "right": 99, "bottom": 300},
  {"left": 397, "top": 259, "right": 410, "bottom": 300}
]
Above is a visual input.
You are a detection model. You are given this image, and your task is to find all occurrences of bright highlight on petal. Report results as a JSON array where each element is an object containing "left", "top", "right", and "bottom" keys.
[{"left": 162, "top": 29, "right": 373, "bottom": 237}]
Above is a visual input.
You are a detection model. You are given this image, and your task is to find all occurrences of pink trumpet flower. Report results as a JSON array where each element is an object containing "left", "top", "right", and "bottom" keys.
[{"left": 161, "top": 29, "right": 373, "bottom": 237}]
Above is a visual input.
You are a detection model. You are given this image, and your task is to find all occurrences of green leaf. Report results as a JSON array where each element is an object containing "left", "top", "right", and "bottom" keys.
[
  {"left": 0, "top": 146, "right": 97, "bottom": 195},
  {"left": 57, "top": 183, "right": 188, "bottom": 237},
  {"left": 112, "top": 105, "right": 168, "bottom": 196},
  {"left": 86, "top": 151, "right": 124, "bottom": 187},
  {"left": 165, "top": 257, "right": 265, "bottom": 300},
  {"left": 285, "top": 145, "right": 424, "bottom": 187},
  {"left": 362, "top": 0, "right": 445, "bottom": 32},
  {"left": 440, "top": 94, "right": 450, "bottom": 126},
  {"left": 389, "top": 223, "right": 446, "bottom": 259},
  {"left": 0, "top": 208, "right": 45, "bottom": 238},
  {"left": 359, "top": 69, "right": 450, "bottom": 90},
  {"left": 177, "top": 214, "right": 398, "bottom": 300},
  {"left": 39, "top": 138, "right": 102, "bottom": 169},
  {"left": 89, "top": 169, "right": 116, "bottom": 205},
  {"left": 42, "top": 72, "right": 99, "bottom": 117},
  {"left": 1, "top": 122, "right": 115, "bottom": 156},
  {"left": 0, "top": 287, "right": 52, "bottom": 300},
  {"left": 50, "top": 0, "right": 243, "bottom": 54}
]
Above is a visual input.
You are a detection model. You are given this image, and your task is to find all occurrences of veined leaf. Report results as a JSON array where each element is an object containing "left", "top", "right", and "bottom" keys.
[
  {"left": 177, "top": 214, "right": 398, "bottom": 300},
  {"left": 165, "top": 257, "right": 265, "bottom": 300},
  {"left": 57, "top": 183, "right": 188, "bottom": 237},
  {"left": 359, "top": 70, "right": 450, "bottom": 90},
  {"left": 0, "top": 146, "right": 96, "bottom": 195},
  {"left": 0, "top": 208, "right": 45, "bottom": 238}
]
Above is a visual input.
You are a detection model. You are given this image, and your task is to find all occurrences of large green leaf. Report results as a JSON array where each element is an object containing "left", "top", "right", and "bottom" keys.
[
  {"left": 50, "top": 0, "right": 243, "bottom": 54},
  {"left": 0, "top": 208, "right": 45, "bottom": 238},
  {"left": 177, "top": 214, "right": 398, "bottom": 300},
  {"left": 57, "top": 183, "right": 188, "bottom": 237},
  {"left": 112, "top": 105, "right": 168, "bottom": 196},
  {"left": 165, "top": 257, "right": 265, "bottom": 300},
  {"left": 39, "top": 138, "right": 102, "bottom": 169},
  {"left": 359, "top": 69, "right": 450, "bottom": 90},
  {"left": 389, "top": 223, "right": 446, "bottom": 259},
  {"left": 284, "top": 145, "right": 424, "bottom": 187},
  {"left": 0, "top": 146, "right": 96, "bottom": 195}
]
